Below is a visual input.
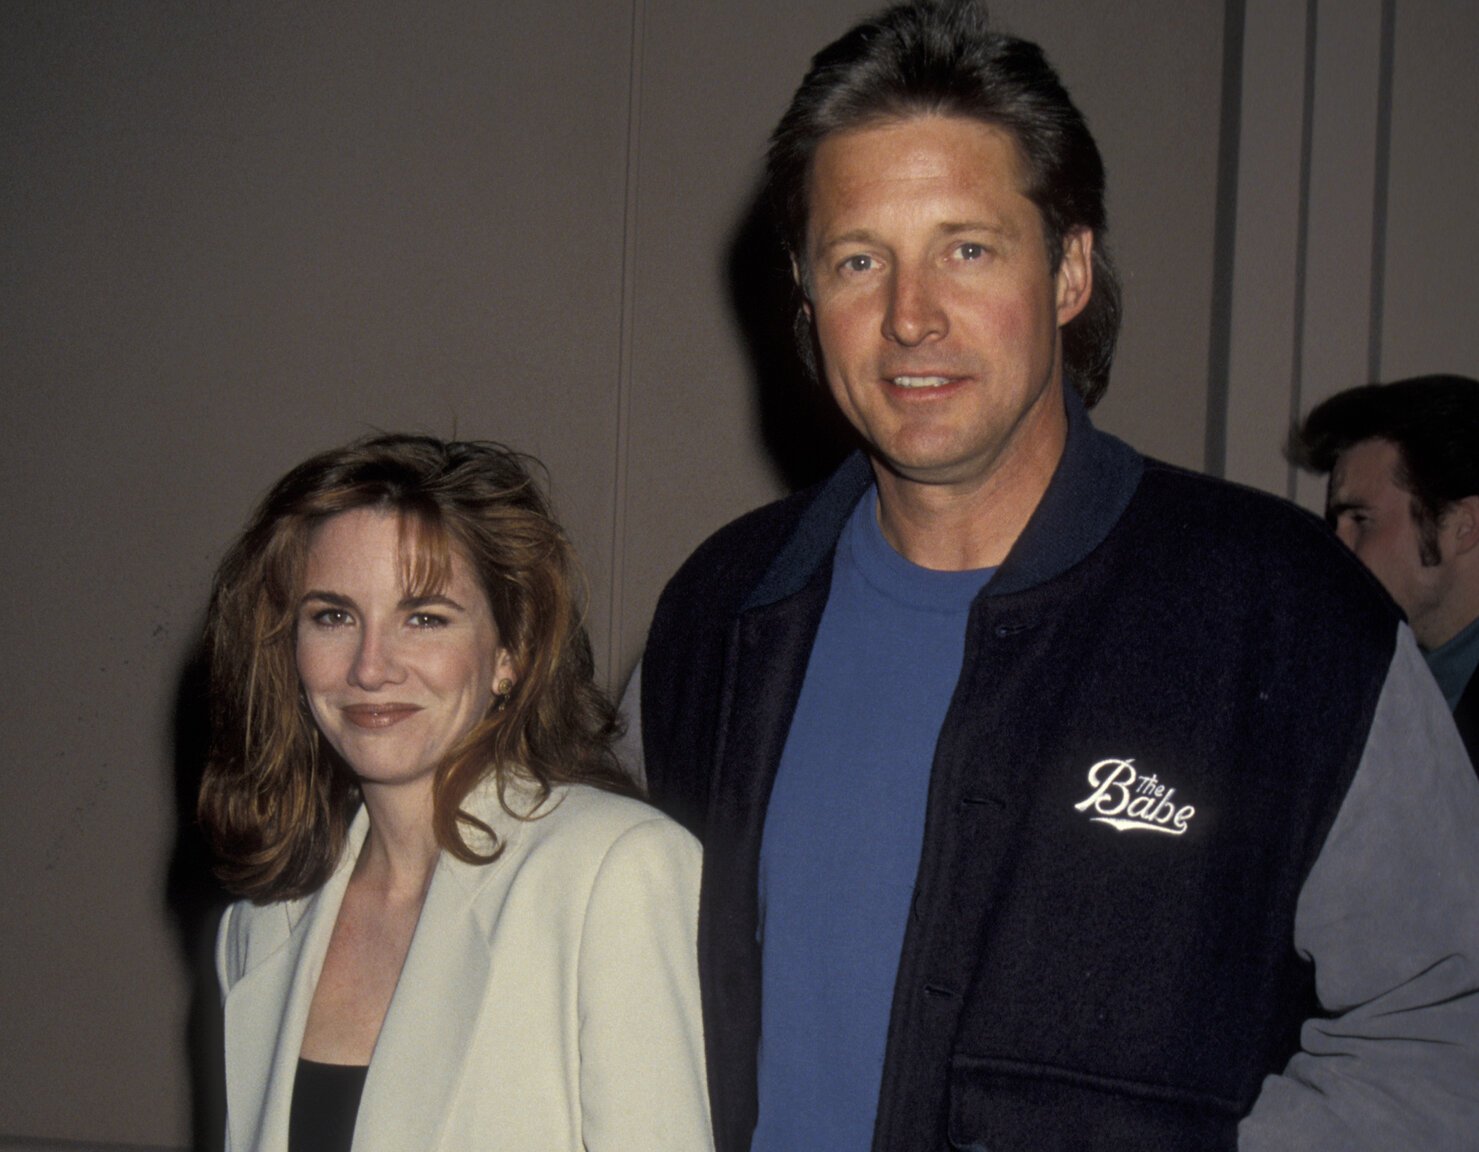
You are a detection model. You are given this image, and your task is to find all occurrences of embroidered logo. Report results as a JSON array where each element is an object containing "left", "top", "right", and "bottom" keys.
[{"left": 1073, "top": 758, "right": 1196, "bottom": 836}]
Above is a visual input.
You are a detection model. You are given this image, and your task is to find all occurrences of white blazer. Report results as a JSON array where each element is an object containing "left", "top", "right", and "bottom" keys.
[{"left": 216, "top": 779, "right": 713, "bottom": 1151}]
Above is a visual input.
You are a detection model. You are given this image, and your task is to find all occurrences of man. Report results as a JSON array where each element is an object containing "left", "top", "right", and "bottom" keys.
[
  {"left": 1293, "top": 375, "right": 1479, "bottom": 765},
  {"left": 635, "top": 3, "right": 1479, "bottom": 1149}
]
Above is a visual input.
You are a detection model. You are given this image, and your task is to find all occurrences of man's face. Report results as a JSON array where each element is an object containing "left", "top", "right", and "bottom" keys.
[
  {"left": 1328, "top": 437, "right": 1448, "bottom": 645},
  {"left": 802, "top": 114, "right": 1091, "bottom": 498}
]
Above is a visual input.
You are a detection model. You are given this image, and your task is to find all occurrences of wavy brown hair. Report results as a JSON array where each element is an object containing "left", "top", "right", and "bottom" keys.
[{"left": 199, "top": 433, "right": 638, "bottom": 902}]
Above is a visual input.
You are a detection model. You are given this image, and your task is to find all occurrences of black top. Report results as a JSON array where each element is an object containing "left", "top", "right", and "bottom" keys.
[{"left": 289, "top": 1058, "right": 368, "bottom": 1152}]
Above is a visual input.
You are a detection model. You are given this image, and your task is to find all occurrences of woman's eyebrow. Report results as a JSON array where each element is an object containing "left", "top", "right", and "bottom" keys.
[
  {"left": 400, "top": 593, "right": 466, "bottom": 611},
  {"left": 300, "top": 590, "right": 354, "bottom": 607}
]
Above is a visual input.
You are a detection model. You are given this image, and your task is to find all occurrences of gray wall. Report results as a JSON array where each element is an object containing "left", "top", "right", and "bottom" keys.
[
  {"left": 1, "top": 1, "right": 1473, "bottom": 1146},
  {"left": 1222, "top": 0, "right": 1479, "bottom": 504}
]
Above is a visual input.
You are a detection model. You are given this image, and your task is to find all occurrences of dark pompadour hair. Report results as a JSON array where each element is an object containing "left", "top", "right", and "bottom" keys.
[
  {"left": 766, "top": 0, "right": 1121, "bottom": 406},
  {"left": 1291, "top": 374, "right": 1479, "bottom": 550}
]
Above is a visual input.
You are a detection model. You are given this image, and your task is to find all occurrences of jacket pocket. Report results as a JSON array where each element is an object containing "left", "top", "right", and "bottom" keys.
[{"left": 947, "top": 1054, "right": 1242, "bottom": 1152}]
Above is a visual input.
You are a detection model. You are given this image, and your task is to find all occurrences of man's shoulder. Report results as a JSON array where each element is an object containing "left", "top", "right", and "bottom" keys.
[
  {"left": 1132, "top": 457, "right": 1399, "bottom": 612},
  {"left": 1112, "top": 458, "right": 1402, "bottom": 656},
  {"left": 1138, "top": 456, "right": 1318, "bottom": 528}
]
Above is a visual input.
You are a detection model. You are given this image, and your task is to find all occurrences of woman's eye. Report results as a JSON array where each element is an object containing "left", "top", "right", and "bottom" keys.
[
  {"left": 408, "top": 612, "right": 448, "bottom": 629},
  {"left": 311, "top": 608, "right": 352, "bottom": 628}
]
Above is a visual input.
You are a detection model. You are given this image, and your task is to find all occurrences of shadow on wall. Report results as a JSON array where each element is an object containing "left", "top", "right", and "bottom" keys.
[
  {"left": 726, "top": 181, "right": 857, "bottom": 493},
  {"left": 136, "top": 185, "right": 848, "bottom": 1152},
  {"left": 165, "top": 635, "right": 226, "bottom": 1152}
]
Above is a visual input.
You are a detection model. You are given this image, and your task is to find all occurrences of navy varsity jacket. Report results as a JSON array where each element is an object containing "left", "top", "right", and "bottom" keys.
[{"left": 640, "top": 390, "right": 1479, "bottom": 1152}]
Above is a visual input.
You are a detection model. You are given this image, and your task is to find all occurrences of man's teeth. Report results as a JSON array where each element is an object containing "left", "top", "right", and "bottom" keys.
[{"left": 892, "top": 375, "right": 951, "bottom": 388}]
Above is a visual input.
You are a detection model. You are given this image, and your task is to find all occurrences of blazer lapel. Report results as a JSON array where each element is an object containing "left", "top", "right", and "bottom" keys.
[
  {"left": 224, "top": 809, "right": 369, "bottom": 1152},
  {"left": 352, "top": 789, "right": 527, "bottom": 1152},
  {"left": 700, "top": 570, "right": 832, "bottom": 1152}
]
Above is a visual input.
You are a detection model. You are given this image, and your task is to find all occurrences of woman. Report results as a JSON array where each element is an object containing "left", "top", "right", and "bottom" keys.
[{"left": 199, "top": 434, "right": 711, "bottom": 1152}]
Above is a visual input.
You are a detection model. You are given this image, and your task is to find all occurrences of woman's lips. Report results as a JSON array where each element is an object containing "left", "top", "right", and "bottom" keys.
[{"left": 340, "top": 703, "right": 422, "bottom": 729}]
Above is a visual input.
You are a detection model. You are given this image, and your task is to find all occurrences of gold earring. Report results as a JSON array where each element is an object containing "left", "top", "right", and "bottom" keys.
[{"left": 494, "top": 677, "right": 514, "bottom": 712}]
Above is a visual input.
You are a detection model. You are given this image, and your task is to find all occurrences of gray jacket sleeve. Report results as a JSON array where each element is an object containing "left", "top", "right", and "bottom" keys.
[
  {"left": 614, "top": 657, "right": 647, "bottom": 790},
  {"left": 1239, "top": 625, "right": 1479, "bottom": 1151}
]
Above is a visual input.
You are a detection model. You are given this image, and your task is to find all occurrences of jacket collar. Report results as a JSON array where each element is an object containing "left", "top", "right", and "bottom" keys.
[
  {"left": 353, "top": 788, "right": 528, "bottom": 1151},
  {"left": 223, "top": 777, "right": 542, "bottom": 1152},
  {"left": 743, "top": 384, "right": 1143, "bottom": 610},
  {"left": 991, "top": 384, "right": 1144, "bottom": 596},
  {"left": 223, "top": 812, "right": 366, "bottom": 1152}
]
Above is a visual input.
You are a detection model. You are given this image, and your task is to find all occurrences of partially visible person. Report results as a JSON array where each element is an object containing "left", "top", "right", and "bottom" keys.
[
  {"left": 1293, "top": 375, "right": 1479, "bottom": 765},
  {"left": 200, "top": 434, "right": 711, "bottom": 1152}
]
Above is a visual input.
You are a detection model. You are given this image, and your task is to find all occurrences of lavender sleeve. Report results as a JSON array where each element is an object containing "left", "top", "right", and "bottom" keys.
[{"left": 1239, "top": 625, "right": 1479, "bottom": 1150}]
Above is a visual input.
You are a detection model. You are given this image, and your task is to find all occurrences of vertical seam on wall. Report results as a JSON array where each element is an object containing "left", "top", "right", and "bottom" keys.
[
  {"left": 1367, "top": 0, "right": 1395, "bottom": 380},
  {"left": 1204, "top": 0, "right": 1247, "bottom": 479},
  {"left": 608, "top": 0, "right": 647, "bottom": 690},
  {"left": 1287, "top": 0, "right": 1320, "bottom": 500}
]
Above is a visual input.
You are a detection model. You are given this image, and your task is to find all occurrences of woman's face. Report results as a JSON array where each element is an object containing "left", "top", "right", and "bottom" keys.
[{"left": 295, "top": 508, "right": 513, "bottom": 794}]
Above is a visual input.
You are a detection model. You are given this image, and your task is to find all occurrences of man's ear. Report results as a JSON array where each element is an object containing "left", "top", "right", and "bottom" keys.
[
  {"left": 790, "top": 254, "right": 813, "bottom": 321},
  {"left": 1445, "top": 494, "right": 1479, "bottom": 557},
  {"left": 1055, "top": 228, "right": 1093, "bottom": 327}
]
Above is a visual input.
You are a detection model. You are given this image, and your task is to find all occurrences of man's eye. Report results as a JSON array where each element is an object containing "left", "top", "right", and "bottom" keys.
[
  {"left": 957, "top": 242, "right": 987, "bottom": 260},
  {"left": 841, "top": 254, "right": 874, "bottom": 273}
]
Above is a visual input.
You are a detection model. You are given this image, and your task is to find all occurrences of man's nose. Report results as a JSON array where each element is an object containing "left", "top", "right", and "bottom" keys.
[{"left": 882, "top": 265, "right": 948, "bottom": 347}]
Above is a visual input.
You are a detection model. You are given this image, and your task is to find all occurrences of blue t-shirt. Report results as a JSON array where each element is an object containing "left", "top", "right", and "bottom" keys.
[
  {"left": 1425, "top": 613, "right": 1479, "bottom": 711},
  {"left": 752, "top": 488, "right": 994, "bottom": 1151}
]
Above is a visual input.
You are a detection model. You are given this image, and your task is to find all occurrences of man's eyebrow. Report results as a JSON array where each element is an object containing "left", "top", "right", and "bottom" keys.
[
  {"left": 818, "top": 220, "right": 1011, "bottom": 247},
  {"left": 937, "top": 219, "right": 1013, "bottom": 237},
  {"left": 815, "top": 228, "right": 883, "bottom": 252}
]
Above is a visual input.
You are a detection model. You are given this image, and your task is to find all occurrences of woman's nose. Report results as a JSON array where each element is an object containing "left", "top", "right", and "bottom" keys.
[{"left": 349, "top": 627, "right": 405, "bottom": 689}]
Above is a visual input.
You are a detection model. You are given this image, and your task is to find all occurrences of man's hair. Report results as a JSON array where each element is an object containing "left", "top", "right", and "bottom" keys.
[
  {"left": 766, "top": 0, "right": 1121, "bottom": 406},
  {"left": 1291, "top": 374, "right": 1479, "bottom": 564},
  {"left": 198, "top": 433, "right": 637, "bottom": 902}
]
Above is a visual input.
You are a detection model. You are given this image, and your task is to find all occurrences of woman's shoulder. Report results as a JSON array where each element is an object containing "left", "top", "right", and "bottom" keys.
[
  {"left": 548, "top": 781, "right": 675, "bottom": 823},
  {"left": 475, "top": 777, "right": 699, "bottom": 873},
  {"left": 535, "top": 781, "right": 695, "bottom": 847},
  {"left": 525, "top": 787, "right": 702, "bottom": 932}
]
